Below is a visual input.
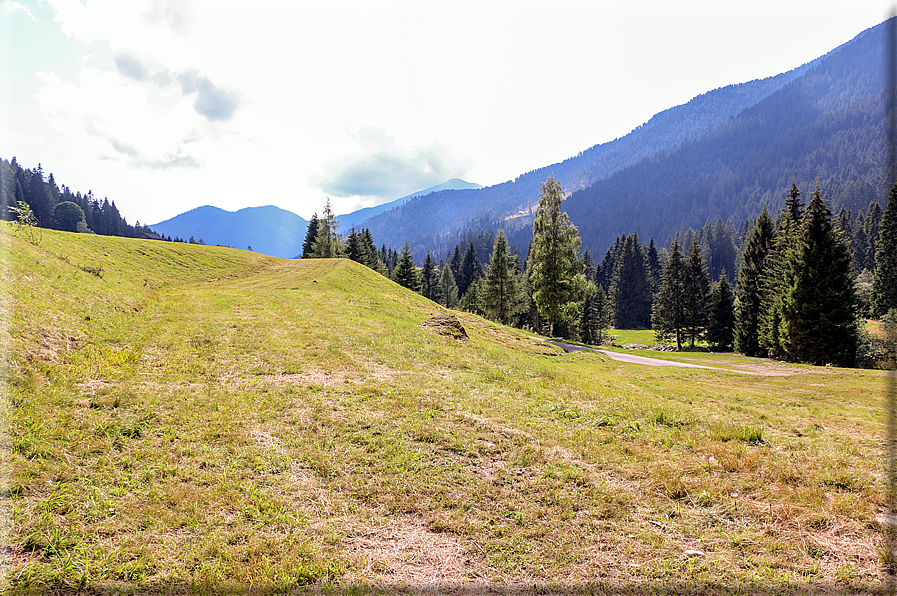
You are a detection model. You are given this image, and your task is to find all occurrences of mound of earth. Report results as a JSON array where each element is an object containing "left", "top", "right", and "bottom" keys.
[{"left": 420, "top": 314, "right": 468, "bottom": 341}]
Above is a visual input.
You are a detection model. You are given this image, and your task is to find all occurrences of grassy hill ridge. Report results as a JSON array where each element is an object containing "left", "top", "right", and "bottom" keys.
[{"left": 2, "top": 225, "right": 889, "bottom": 592}]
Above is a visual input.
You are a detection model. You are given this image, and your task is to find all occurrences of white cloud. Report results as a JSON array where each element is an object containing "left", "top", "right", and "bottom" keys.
[
  {"left": 5, "top": 0, "right": 36, "bottom": 20},
  {"left": 311, "top": 128, "right": 470, "bottom": 200}
]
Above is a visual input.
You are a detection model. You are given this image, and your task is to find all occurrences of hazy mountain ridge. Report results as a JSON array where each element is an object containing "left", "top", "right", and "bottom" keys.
[
  {"left": 361, "top": 46, "right": 830, "bottom": 259},
  {"left": 336, "top": 178, "right": 482, "bottom": 232},
  {"left": 564, "top": 18, "right": 890, "bottom": 255},
  {"left": 151, "top": 205, "right": 308, "bottom": 259}
]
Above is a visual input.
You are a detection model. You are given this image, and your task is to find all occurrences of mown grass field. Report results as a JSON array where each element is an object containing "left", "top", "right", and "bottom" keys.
[{"left": 1, "top": 224, "right": 893, "bottom": 594}]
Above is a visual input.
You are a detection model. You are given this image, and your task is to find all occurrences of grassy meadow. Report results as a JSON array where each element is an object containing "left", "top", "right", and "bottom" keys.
[{"left": 1, "top": 223, "right": 893, "bottom": 594}]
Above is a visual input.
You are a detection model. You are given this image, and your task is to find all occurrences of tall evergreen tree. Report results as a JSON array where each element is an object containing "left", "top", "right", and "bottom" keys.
[
  {"left": 610, "top": 233, "right": 652, "bottom": 329},
  {"left": 420, "top": 251, "right": 439, "bottom": 301},
  {"left": 734, "top": 206, "right": 776, "bottom": 356},
  {"left": 391, "top": 242, "right": 421, "bottom": 292},
  {"left": 707, "top": 272, "right": 735, "bottom": 351},
  {"left": 760, "top": 184, "right": 805, "bottom": 358},
  {"left": 872, "top": 182, "right": 897, "bottom": 317},
  {"left": 301, "top": 213, "right": 319, "bottom": 258},
  {"left": 580, "top": 284, "right": 611, "bottom": 345},
  {"left": 457, "top": 241, "right": 483, "bottom": 298},
  {"left": 312, "top": 199, "right": 341, "bottom": 258},
  {"left": 481, "top": 230, "right": 521, "bottom": 324},
  {"left": 865, "top": 200, "right": 883, "bottom": 271},
  {"left": 652, "top": 239, "right": 686, "bottom": 350},
  {"left": 779, "top": 184, "right": 858, "bottom": 365},
  {"left": 682, "top": 238, "right": 711, "bottom": 347},
  {"left": 646, "top": 237, "right": 662, "bottom": 292},
  {"left": 438, "top": 263, "right": 459, "bottom": 309},
  {"left": 530, "top": 175, "right": 587, "bottom": 336}
]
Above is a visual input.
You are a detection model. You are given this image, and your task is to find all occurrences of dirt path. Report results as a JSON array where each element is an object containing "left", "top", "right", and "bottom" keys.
[{"left": 541, "top": 339, "right": 759, "bottom": 374}]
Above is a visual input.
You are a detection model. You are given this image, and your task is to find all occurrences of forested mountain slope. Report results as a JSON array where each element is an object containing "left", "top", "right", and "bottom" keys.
[
  {"left": 566, "top": 19, "right": 892, "bottom": 255},
  {"left": 365, "top": 19, "right": 889, "bottom": 261},
  {"left": 362, "top": 51, "right": 819, "bottom": 259}
]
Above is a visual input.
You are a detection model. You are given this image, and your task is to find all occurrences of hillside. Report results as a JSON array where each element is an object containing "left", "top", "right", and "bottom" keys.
[
  {"left": 363, "top": 19, "right": 890, "bottom": 261},
  {"left": 150, "top": 205, "right": 308, "bottom": 259},
  {"left": 3, "top": 225, "right": 888, "bottom": 592},
  {"left": 564, "top": 18, "right": 892, "bottom": 255},
  {"left": 360, "top": 49, "right": 820, "bottom": 259}
]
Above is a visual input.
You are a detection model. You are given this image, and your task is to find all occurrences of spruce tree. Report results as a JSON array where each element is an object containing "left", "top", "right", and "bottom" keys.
[
  {"left": 458, "top": 241, "right": 483, "bottom": 298},
  {"left": 779, "top": 184, "right": 858, "bottom": 365},
  {"left": 683, "top": 239, "right": 711, "bottom": 347},
  {"left": 760, "top": 185, "right": 804, "bottom": 358},
  {"left": 438, "top": 263, "right": 459, "bottom": 309},
  {"left": 707, "top": 272, "right": 735, "bottom": 351},
  {"left": 530, "top": 175, "right": 587, "bottom": 336},
  {"left": 610, "top": 233, "right": 652, "bottom": 329},
  {"left": 734, "top": 206, "right": 775, "bottom": 356},
  {"left": 872, "top": 182, "right": 897, "bottom": 317},
  {"left": 481, "top": 230, "right": 521, "bottom": 324},
  {"left": 312, "top": 199, "right": 341, "bottom": 258},
  {"left": 420, "top": 251, "right": 439, "bottom": 301},
  {"left": 391, "top": 242, "right": 421, "bottom": 292},
  {"left": 651, "top": 239, "right": 686, "bottom": 350},
  {"left": 646, "top": 238, "right": 662, "bottom": 293}
]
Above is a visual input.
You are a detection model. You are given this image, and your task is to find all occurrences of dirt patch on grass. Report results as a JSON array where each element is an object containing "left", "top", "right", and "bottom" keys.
[
  {"left": 240, "top": 365, "right": 398, "bottom": 389},
  {"left": 344, "top": 515, "right": 480, "bottom": 586}
]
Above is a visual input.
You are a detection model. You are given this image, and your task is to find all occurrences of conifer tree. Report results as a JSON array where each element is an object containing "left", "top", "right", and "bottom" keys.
[
  {"left": 779, "top": 183, "right": 858, "bottom": 365},
  {"left": 865, "top": 200, "right": 883, "bottom": 271},
  {"left": 457, "top": 241, "right": 483, "bottom": 298},
  {"left": 420, "top": 251, "right": 438, "bottom": 301},
  {"left": 438, "top": 263, "right": 459, "bottom": 309},
  {"left": 652, "top": 239, "right": 686, "bottom": 350},
  {"left": 872, "top": 182, "right": 897, "bottom": 317},
  {"left": 734, "top": 206, "right": 775, "bottom": 356},
  {"left": 610, "top": 233, "right": 652, "bottom": 329},
  {"left": 301, "top": 214, "right": 319, "bottom": 258},
  {"left": 481, "top": 230, "right": 521, "bottom": 324},
  {"left": 581, "top": 248, "right": 596, "bottom": 283},
  {"left": 707, "top": 272, "right": 735, "bottom": 351},
  {"left": 579, "top": 284, "right": 611, "bottom": 345},
  {"left": 391, "top": 242, "right": 421, "bottom": 292},
  {"left": 531, "top": 175, "right": 587, "bottom": 336},
  {"left": 760, "top": 185, "right": 804, "bottom": 358},
  {"left": 312, "top": 199, "right": 341, "bottom": 258},
  {"left": 683, "top": 238, "right": 711, "bottom": 347},
  {"left": 646, "top": 237, "right": 662, "bottom": 292}
]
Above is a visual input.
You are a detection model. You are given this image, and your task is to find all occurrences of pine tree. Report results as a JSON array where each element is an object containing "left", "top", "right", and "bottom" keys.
[
  {"left": 301, "top": 213, "right": 319, "bottom": 258},
  {"left": 581, "top": 248, "right": 596, "bottom": 283},
  {"left": 420, "top": 251, "right": 439, "bottom": 301},
  {"left": 481, "top": 230, "right": 521, "bottom": 324},
  {"left": 391, "top": 242, "right": 421, "bottom": 292},
  {"left": 652, "top": 239, "right": 686, "bottom": 350},
  {"left": 865, "top": 200, "right": 883, "bottom": 271},
  {"left": 530, "top": 175, "right": 587, "bottom": 336},
  {"left": 734, "top": 206, "right": 775, "bottom": 356},
  {"left": 779, "top": 183, "right": 858, "bottom": 365},
  {"left": 438, "top": 263, "right": 459, "bottom": 309},
  {"left": 610, "top": 233, "right": 652, "bottom": 329},
  {"left": 312, "top": 199, "right": 342, "bottom": 258},
  {"left": 457, "top": 242, "right": 483, "bottom": 298},
  {"left": 646, "top": 238, "right": 662, "bottom": 293},
  {"left": 872, "top": 182, "right": 897, "bottom": 317},
  {"left": 760, "top": 185, "right": 804, "bottom": 358},
  {"left": 682, "top": 239, "right": 711, "bottom": 347},
  {"left": 707, "top": 272, "right": 735, "bottom": 351}
]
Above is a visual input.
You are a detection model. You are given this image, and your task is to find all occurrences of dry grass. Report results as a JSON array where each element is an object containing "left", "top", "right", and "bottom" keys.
[{"left": 2, "top": 225, "right": 893, "bottom": 594}]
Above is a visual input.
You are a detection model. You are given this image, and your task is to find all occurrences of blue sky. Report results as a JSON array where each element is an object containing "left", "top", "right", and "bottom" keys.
[{"left": 1, "top": 0, "right": 894, "bottom": 225}]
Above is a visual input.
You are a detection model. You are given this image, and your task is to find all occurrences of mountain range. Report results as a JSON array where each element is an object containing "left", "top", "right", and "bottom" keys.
[{"left": 153, "top": 18, "right": 894, "bottom": 262}]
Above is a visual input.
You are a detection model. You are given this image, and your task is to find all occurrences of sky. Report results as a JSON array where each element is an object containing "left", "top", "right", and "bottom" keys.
[{"left": 1, "top": 0, "right": 895, "bottom": 225}]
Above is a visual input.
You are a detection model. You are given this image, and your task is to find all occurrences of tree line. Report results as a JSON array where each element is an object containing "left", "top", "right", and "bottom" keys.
[
  {"left": 302, "top": 174, "right": 897, "bottom": 369},
  {"left": 0, "top": 158, "right": 158, "bottom": 239}
]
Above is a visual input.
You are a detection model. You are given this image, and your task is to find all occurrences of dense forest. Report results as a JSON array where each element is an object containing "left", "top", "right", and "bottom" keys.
[{"left": 0, "top": 158, "right": 157, "bottom": 239}]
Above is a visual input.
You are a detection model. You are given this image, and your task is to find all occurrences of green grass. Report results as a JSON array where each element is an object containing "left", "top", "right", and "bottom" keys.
[{"left": 2, "top": 223, "right": 891, "bottom": 593}]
